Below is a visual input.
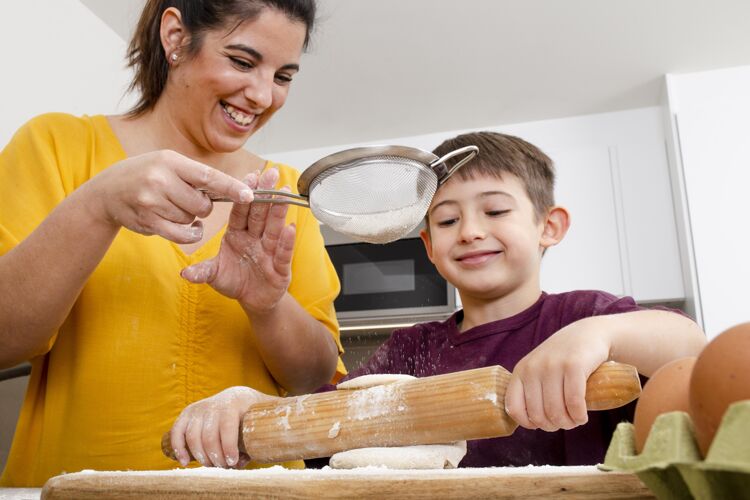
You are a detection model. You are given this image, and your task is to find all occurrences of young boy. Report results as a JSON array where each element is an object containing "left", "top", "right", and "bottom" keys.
[{"left": 167, "top": 131, "right": 706, "bottom": 469}]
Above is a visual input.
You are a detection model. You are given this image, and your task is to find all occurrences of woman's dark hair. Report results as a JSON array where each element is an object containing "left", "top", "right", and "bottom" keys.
[{"left": 126, "top": 0, "right": 316, "bottom": 116}]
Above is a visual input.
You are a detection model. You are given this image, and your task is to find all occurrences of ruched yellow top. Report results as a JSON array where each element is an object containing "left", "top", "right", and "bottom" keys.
[{"left": 0, "top": 113, "right": 345, "bottom": 486}]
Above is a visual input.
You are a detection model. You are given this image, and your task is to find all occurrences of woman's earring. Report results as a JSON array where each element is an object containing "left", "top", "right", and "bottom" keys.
[{"left": 170, "top": 53, "right": 178, "bottom": 63}]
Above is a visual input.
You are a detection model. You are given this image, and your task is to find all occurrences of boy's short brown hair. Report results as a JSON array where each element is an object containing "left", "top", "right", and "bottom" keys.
[{"left": 431, "top": 131, "right": 556, "bottom": 221}]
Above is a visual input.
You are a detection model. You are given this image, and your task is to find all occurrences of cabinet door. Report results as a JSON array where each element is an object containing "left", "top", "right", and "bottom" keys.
[
  {"left": 615, "top": 139, "right": 684, "bottom": 303},
  {"left": 541, "top": 146, "right": 625, "bottom": 296}
]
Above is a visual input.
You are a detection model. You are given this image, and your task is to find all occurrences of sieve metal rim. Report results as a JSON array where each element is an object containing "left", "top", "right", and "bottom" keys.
[{"left": 297, "top": 145, "right": 438, "bottom": 197}]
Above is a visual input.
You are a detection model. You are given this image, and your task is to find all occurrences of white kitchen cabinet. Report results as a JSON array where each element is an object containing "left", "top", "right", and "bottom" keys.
[
  {"left": 501, "top": 107, "right": 684, "bottom": 303},
  {"left": 269, "top": 106, "right": 685, "bottom": 305},
  {"left": 613, "top": 138, "right": 684, "bottom": 302},
  {"left": 540, "top": 138, "right": 683, "bottom": 302},
  {"left": 540, "top": 145, "right": 625, "bottom": 296}
]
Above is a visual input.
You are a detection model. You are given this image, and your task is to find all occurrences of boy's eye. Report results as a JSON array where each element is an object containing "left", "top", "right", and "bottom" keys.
[
  {"left": 436, "top": 218, "right": 458, "bottom": 227},
  {"left": 487, "top": 209, "right": 510, "bottom": 217}
]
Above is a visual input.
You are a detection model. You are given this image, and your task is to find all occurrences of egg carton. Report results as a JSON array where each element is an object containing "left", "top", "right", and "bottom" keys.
[{"left": 599, "top": 400, "right": 750, "bottom": 500}]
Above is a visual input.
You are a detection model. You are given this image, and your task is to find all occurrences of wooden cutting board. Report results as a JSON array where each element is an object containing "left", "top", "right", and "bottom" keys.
[{"left": 42, "top": 467, "right": 655, "bottom": 499}]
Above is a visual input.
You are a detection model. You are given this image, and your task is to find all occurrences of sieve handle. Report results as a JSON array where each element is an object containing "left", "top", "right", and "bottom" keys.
[
  {"left": 197, "top": 188, "right": 310, "bottom": 208},
  {"left": 430, "top": 145, "right": 479, "bottom": 183}
]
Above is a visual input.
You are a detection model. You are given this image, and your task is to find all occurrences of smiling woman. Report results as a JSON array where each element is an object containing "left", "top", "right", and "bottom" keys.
[
  {"left": 0, "top": 0, "right": 346, "bottom": 487},
  {"left": 125, "top": 1, "right": 309, "bottom": 157}
]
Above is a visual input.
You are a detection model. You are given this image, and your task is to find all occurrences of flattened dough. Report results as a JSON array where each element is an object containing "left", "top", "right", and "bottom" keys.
[
  {"left": 336, "top": 373, "right": 416, "bottom": 390},
  {"left": 329, "top": 441, "right": 467, "bottom": 469}
]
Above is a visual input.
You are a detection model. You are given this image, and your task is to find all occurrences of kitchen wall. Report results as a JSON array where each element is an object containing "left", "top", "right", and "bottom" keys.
[{"left": 0, "top": 0, "right": 133, "bottom": 149}]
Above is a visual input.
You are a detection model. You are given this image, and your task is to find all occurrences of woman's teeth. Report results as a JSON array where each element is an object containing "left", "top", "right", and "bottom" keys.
[{"left": 222, "top": 103, "right": 254, "bottom": 126}]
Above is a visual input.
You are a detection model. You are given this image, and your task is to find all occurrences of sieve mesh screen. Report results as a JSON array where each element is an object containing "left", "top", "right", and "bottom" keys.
[{"left": 308, "top": 156, "right": 437, "bottom": 244}]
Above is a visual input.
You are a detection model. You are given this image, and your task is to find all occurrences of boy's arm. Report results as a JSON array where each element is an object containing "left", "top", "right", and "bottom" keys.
[
  {"left": 600, "top": 309, "right": 706, "bottom": 377},
  {"left": 505, "top": 309, "right": 705, "bottom": 433}
]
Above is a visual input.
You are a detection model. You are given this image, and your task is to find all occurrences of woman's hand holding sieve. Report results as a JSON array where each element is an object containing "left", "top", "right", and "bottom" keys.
[{"left": 85, "top": 150, "right": 253, "bottom": 243}]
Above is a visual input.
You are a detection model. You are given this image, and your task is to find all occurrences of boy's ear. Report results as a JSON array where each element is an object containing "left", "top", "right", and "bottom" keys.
[
  {"left": 160, "top": 7, "right": 188, "bottom": 60},
  {"left": 419, "top": 228, "right": 435, "bottom": 263},
  {"left": 540, "top": 206, "right": 570, "bottom": 249}
]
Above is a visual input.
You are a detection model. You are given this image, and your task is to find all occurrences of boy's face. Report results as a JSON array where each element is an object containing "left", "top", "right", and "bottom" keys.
[{"left": 420, "top": 173, "right": 561, "bottom": 302}]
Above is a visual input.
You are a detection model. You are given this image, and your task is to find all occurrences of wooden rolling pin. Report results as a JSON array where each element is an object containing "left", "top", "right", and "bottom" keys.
[{"left": 162, "top": 361, "right": 640, "bottom": 464}]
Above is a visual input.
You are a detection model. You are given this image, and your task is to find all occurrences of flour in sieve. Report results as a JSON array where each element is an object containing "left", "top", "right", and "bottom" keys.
[{"left": 325, "top": 204, "right": 426, "bottom": 244}]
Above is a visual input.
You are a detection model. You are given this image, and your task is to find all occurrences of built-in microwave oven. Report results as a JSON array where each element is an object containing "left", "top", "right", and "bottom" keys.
[{"left": 321, "top": 225, "right": 457, "bottom": 331}]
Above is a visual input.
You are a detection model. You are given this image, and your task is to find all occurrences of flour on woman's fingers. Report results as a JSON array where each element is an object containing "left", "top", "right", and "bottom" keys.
[{"left": 246, "top": 167, "right": 280, "bottom": 239}]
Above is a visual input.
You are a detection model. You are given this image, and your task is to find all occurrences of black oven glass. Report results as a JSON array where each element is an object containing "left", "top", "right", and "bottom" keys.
[{"left": 326, "top": 238, "right": 448, "bottom": 312}]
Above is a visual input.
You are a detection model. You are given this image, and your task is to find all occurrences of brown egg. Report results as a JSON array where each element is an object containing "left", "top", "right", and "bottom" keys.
[
  {"left": 689, "top": 322, "right": 750, "bottom": 457},
  {"left": 633, "top": 356, "right": 696, "bottom": 453}
]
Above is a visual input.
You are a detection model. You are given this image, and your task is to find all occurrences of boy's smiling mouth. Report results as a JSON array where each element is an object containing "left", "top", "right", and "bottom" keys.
[{"left": 455, "top": 250, "right": 502, "bottom": 266}]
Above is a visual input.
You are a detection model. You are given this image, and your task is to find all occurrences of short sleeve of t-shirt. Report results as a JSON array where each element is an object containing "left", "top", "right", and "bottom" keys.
[{"left": 1, "top": 114, "right": 78, "bottom": 255}]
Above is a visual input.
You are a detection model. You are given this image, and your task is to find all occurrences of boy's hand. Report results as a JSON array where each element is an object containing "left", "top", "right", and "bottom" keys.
[
  {"left": 169, "top": 386, "right": 277, "bottom": 468},
  {"left": 504, "top": 317, "right": 612, "bottom": 432}
]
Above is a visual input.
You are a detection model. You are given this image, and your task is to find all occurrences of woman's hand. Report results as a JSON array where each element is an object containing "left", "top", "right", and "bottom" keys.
[
  {"left": 180, "top": 167, "right": 296, "bottom": 313},
  {"left": 170, "top": 386, "right": 278, "bottom": 468},
  {"left": 504, "top": 317, "right": 613, "bottom": 432},
  {"left": 86, "top": 150, "right": 253, "bottom": 244}
]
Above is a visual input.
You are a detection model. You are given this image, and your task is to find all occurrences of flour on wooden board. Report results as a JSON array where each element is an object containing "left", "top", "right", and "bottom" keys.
[{"left": 71, "top": 464, "right": 603, "bottom": 477}]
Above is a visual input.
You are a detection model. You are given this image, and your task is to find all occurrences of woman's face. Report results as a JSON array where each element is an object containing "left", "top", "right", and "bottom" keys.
[{"left": 166, "top": 8, "right": 307, "bottom": 154}]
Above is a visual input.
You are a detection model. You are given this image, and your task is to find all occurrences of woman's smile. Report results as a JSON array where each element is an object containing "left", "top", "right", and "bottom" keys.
[{"left": 220, "top": 101, "right": 256, "bottom": 130}]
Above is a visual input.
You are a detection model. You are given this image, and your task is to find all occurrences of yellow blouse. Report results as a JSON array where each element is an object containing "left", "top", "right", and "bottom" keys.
[{"left": 0, "top": 113, "right": 346, "bottom": 486}]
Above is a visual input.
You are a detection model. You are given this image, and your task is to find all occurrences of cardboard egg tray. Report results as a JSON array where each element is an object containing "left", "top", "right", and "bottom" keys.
[{"left": 599, "top": 400, "right": 750, "bottom": 499}]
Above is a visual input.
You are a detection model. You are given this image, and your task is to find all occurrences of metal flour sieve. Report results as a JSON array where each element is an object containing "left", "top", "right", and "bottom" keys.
[{"left": 208, "top": 144, "right": 478, "bottom": 244}]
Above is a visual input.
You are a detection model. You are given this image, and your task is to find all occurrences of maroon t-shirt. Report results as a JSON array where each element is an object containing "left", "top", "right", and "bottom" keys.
[{"left": 342, "top": 290, "right": 658, "bottom": 467}]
